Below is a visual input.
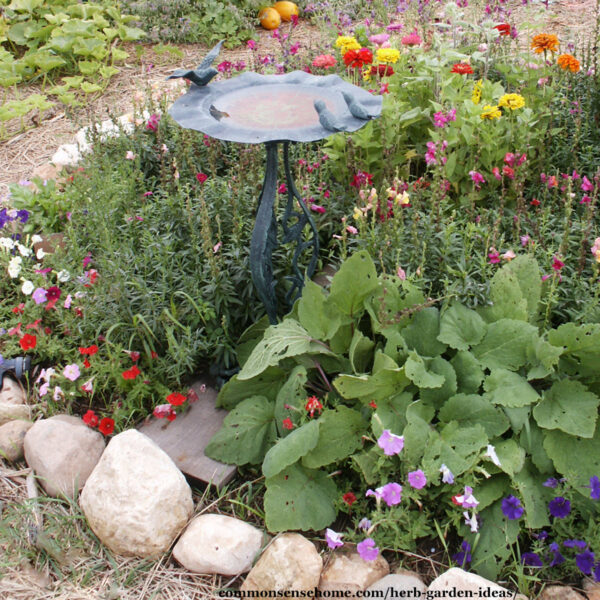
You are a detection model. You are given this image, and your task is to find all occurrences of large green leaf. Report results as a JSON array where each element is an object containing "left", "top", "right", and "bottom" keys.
[
  {"left": 484, "top": 369, "right": 539, "bottom": 408},
  {"left": 264, "top": 464, "right": 338, "bottom": 531},
  {"left": 334, "top": 367, "right": 410, "bottom": 401},
  {"left": 472, "top": 319, "right": 538, "bottom": 371},
  {"left": 402, "top": 402, "right": 433, "bottom": 466},
  {"left": 544, "top": 427, "right": 600, "bottom": 490},
  {"left": 505, "top": 256, "right": 542, "bottom": 322},
  {"left": 481, "top": 269, "right": 527, "bottom": 322},
  {"left": 348, "top": 329, "right": 375, "bottom": 374},
  {"left": 297, "top": 280, "right": 341, "bottom": 340},
  {"left": 513, "top": 460, "right": 552, "bottom": 529},
  {"left": 402, "top": 307, "right": 448, "bottom": 357},
  {"left": 238, "top": 319, "right": 332, "bottom": 380},
  {"left": 548, "top": 323, "right": 600, "bottom": 379},
  {"left": 405, "top": 352, "right": 445, "bottom": 389},
  {"left": 533, "top": 380, "right": 599, "bottom": 438},
  {"left": 451, "top": 351, "right": 484, "bottom": 394},
  {"left": 328, "top": 250, "right": 378, "bottom": 317},
  {"left": 437, "top": 303, "right": 486, "bottom": 351},
  {"left": 371, "top": 392, "right": 413, "bottom": 438},
  {"left": 262, "top": 420, "right": 319, "bottom": 478},
  {"left": 420, "top": 357, "right": 457, "bottom": 408},
  {"left": 274, "top": 366, "right": 308, "bottom": 436},
  {"left": 303, "top": 406, "right": 366, "bottom": 468},
  {"left": 351, "top": 447, "right": 379, "bottom": 485},
  {"left": 475, "top": 475, "right": 511, "bottom": 511},
  {"left": 204, "top": 396, "right": 277, "bottom": 465},
  {"left": 526, "top": 337, "right": 563, "bottom": 380},
  {"left": 492, "top": 439, "right": 525, "bottom": 477},
  {"left": 519, "top": 421, "right": 554, "bottom": 473},
  {"left": 438, "top": 394, "right": 510, "bottom": 438},
  {"left": 216, "top": 367, "right": 284, "bottom": 409}
]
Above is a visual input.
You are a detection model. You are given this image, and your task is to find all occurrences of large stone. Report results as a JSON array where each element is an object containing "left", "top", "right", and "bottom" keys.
[
  {"left": 0, "top": 376, "right": 27, "bottom": 405},
  {"left": 241, "top": 533, "right": 322, "bottom": 592},
  {"left": 0, "top": 402, "right": 31, "bottom": 426},
  {"left": 80, "top": 429, "right": 193, "bottom": 558},
  {"left": 367, "top": 571, "right": 426, "bottom": 598},
  {"left": 539, "top": 586, "right": 585, "bottom": 600},
  {"left": 173, "top": 513, "right": 264, "bottom": 575},
  {"left": 24, "top": 415, "right": 105, "bottom": 497},
  {"left": 584, "top": 580, "right": 600, "bottom": 600},
  {"left": 319, "top": 551, "right": 389, "bottom": 596},
  {"left": 428, "top": 568, "right": 522, "bottom": 599},
  {"left": 0, "top": 419, "right": 33, "bottom": 462}
]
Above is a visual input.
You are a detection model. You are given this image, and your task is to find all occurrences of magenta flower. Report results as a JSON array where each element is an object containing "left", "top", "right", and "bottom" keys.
[
  {"left": 146, "top": 114, "right": 160, "bottom": 132},
  {"left": 357, "top": 538, "right": 379, "bottom": 561},
  {"left": 377, "top": 429, "right": 404, "bottom": 455},
  {"left": 488, "top": 249, "right": 501, "bottom": 264},
  {"left": 581, "top": 176, "right": 594, "bottom": 192},
  {"left": 433, "top": 111, "right": 448, "bottom": 128},
  {"left": 469, "top": 170, "right": 486, "bottom": 189},
  {"left": 581, "top": 195, "right": 592, "bottom": 204},
  {"left": 492, "top": 166, "right": 502, "bottom": 181},
  {"left": 310, "top": 204, "right": 326, "bottom": 214},
  {"left": 401, "top": 32, "right": 422, "bottom": 46},
  {"left": 325, "top": 528, "right": 344, "bottom": 549},
  {"left": 407, "top": 469, "right": 427, "bottom": 489},
  {"left": 381, "top": 482, "right": 403, "bottom": 506}
]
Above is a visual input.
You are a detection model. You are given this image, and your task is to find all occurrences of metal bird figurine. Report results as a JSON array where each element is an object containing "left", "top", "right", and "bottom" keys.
[
  {"left": 313, "top": 100, "right": 348, "bottom": 133},
  {"left": 167, "top": 40, "right": 224, "bottom": 87},
  {"left": 209, "top": 104, "right": 230, "bottom": 121},
  {"left": 341, "top": 90, "right": 377, "bottom": 120}
]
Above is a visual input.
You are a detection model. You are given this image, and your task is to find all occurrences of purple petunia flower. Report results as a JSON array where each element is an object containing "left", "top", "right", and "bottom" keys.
[
  {"left": 535, "top": 530, "right": 549, "bottom": 541},
  {"left": 564, "top": 539, "right": 587, "bottom": 549},
  {"left": 377, "top": 429, "right": 404, "bottom": 456},
  {"left": 358, "top": 518, "right": 372, "bottom": 531},
  {"left": 16, "top": 209, "right": 29, "bottom": 223},
  {"left": 589, "top": 475, "right": 600, "bottom": 500},
  {"left": 576, "top": 550, "right": 595, "bottom": 575},
  {"left": 325, "top": 528, "right": 344, "bottom": 549},
  {"left": 521, "top": 552, "right": 543, "bottom": 567},
  {"left": 548, "top": 497, "right": 571, "bottom": 518},
  {"left": 32, "top": 287, "right": 47, "bottom": 304},
  {"left": 407, "top": 469, "right": 427, "bottom": 489},
  {"left": 357, "top": 538, "right": 379, "bottom": 561},
  {"left": 543, "top": 477, "right": 559, "bottom": 488},
  {"left": 501, "top": 495, "right": 524, "bottom": 520},
  {"left": 452, "top": 540, "right": 472, "bottom": 567},
  {"left": 380, "top": 482, "right": 403, "bottom": 506},
  {"left": 548, "top": 542, "right": 565, "bottom": 567}
]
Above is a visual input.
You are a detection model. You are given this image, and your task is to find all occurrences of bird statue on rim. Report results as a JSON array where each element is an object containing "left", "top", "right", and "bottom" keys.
[
  {"left": 313, "top": 100, "right": 348, "bottom": 133},
  {"left": 340, "top": 90, "right": 378, "bottom": 120},
  {"left": 167, "top": 40, "right": 224, "bottom": 87}
]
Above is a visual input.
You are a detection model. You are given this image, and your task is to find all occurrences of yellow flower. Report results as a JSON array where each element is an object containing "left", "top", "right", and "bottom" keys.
[
  {"left": 386, "top": 187, "right": 398, "bottom": 200},
  {"left": 557, "top": 53, "right": 580, "bottom": 72},
  {"left": 375, "top": 48, "right": 400, "bottom": 64},
  {"left": 498, "top": 93, "right": 525, "bottom": 110},
  {"left": 353, "top": 207, "right": 362, "bottom": 220},
  {"left": 471, "top": 80, "right": 482, "bottom": 105},
  {"left": 362, "top": 68, "right": 372, "bottom": 82},
  {"left": 397, "top": 191, "right": 410, "bottom": 205},
  {"left": 531, "top": 33, "right": 559, "bottom": 54},
  {"left": 480, "top": 104, "right": 502, "bottom": 120},
  {"left": 335, "top": 36, "right": 360, "bottom": 53}
]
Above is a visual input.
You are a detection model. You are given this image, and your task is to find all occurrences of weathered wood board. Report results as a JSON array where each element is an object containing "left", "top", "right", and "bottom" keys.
[{"left": 138, "top": 379, "right": 236, "bottom": 489}]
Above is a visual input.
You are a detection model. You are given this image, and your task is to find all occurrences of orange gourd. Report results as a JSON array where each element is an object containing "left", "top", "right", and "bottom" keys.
[
  {"left": 259, "top": 7, "right": 281, "bottom": 30},
  {"left": 273, "top": 1, "right": 299, "bottom": 21}
]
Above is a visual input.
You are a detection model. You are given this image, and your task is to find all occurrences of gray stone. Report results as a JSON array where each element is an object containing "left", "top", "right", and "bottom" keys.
[
  {"left": 173, "top": 513, "right": 264, "bottom": 575},
  {"left": 80, "top": 429, "right": 193, "bottom": 558},
  {"left": 428, "top": 568, "right": 523, "bottom": 599},
  {"left": 539, "top": 585, "right": 585, "bottom": 600},
  {"left": 0, "top": 419, "right": 33, "bottom": 462},
  {"left": 24, "top": 415, "right": 105, "bottom": 497},
  {"left": 241, "top": 533, "right": 322, "bottom": 592},
  {"left": 0, "top": 402, "right": 31, "bottom": 426}
]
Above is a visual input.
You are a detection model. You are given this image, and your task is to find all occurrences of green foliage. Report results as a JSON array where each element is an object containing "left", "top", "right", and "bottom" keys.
[{"left": 207, "top": 252, "right": 600, "bottom": 579}]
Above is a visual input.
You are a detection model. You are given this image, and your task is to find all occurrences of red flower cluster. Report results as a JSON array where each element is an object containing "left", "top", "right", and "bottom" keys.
[
  {"left": 350, "top": 171, "right": 374, "bottom": 188},
  {"left": 122, "top": 365, "right": 141, "bottom": 380},
  {"left": 343, "top": 491, "right": 357, "bottom": 506},
  {"left": 451, "top": 63, "right": 474, "bottom": 75},
  {"left": 370, "top": 64, "right": 395, "bottom": 77},
  {"left": 343, "top": 48, "right": 373, "bottom": 69},
  {"left": 305, "top": 396, "right": 323, "bottom": 418},
  {"left": 79, "top": 345, "right": 99, "bottom": 356},
  {"left": 166, "top": 392, "right": 187, "bottom": 406},
  {"left": 83, "top": 410, "right": 115, "bottom": 435},
  {"left": 19, "top": 333, "right": 37, "bottom": 351},
  {"left": 154, "top": 404, "right": 177, "bottom": 421},
  {"left": 494, "top": 23, "right": 511, "bottom": 36}
]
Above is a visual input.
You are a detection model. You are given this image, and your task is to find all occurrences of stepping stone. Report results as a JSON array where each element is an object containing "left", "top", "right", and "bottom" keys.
[{"left": 138, "top": 379, "right": 236, "bottom": 489}]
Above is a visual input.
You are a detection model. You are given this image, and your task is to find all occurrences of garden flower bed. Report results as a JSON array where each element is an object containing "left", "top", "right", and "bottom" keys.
[{"left": 1, "top": 0, "right": 600, "bottom": 598}]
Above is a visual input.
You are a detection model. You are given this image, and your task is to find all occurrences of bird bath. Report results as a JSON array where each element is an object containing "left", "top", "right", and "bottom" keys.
[{"left": 169, "top": 70, "right": 382, "bottom": 322}]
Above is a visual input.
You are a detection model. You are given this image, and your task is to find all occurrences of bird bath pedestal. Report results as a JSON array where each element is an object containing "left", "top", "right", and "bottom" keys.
[{"left": 169, "top": 70, "right": 382, "bottom": 323}]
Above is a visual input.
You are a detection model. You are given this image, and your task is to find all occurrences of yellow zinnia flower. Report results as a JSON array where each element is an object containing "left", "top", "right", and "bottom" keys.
[
  {"left": 557, "top": 53, "right": 580, "bottom": 72},
  {"left": 335, "top": 36, "right": 361, "bottom": 53},
  {"left": 375, "top": 48, "right": 400, "bottom": 64},
  {"left": 471, "top": 80, "right": 482, "bottom": 105},
  {"left": 531, "top": 33, "right": 559, "bottom": 54},
  {"left": 480, "top": 104, "right": 501, "bottom": 120},
  {"left": 498, "top": 93, "right": 525, "bottom": 110}
]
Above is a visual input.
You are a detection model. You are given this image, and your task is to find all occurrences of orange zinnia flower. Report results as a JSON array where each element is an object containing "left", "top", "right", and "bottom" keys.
[
  {"left": 531, "top": 33, "right": 559, "bottom": 54},
  {"left": 557, "top": 53, "right": 580, "bottom": 72}
]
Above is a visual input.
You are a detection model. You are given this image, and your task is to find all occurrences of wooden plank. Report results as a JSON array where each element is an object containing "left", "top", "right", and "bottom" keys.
[{"left": 138, "top": 379, "right": 236, "bottom": 489}]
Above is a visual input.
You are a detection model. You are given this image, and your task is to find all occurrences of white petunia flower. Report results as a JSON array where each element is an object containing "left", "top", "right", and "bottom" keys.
[
  {"left": 0, "top": 237, "right": 15, "bottom": 250},
  {"left": 17, "top": 243, "right": 31, "bottom": 257},
  {"left": 57, "top": 270, "right": 70, "bottom": 282},
  {"left": 8, "top": 256, "right": 22, "bottom": 278},
  {"left": 21, "top": 279, "right": 34, "bottom": 295},
  {"left": 31, "top": 234, "right": 43, "bottom": 244},
  {"left": 485, "top": 444, "right": 502, "bottom": 467}
]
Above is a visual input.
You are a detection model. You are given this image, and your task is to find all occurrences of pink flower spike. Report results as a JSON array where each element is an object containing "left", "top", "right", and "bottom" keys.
[
  {"left": 492, "top": 167, "right": 501, "bottom": 181},
  {"left": 357, "top": 538, "right": 379, "bottom": 561},
  {"left": 377, "top": 429, "right": 404, "bottom": 456},
  {"left": 213, "top": 242, "right": 222, "bottom": 254},
  {"left": 488, "top": 249, "right": 501, "bottom": 264},
  {"left": 581, "top": 195, "right": 592, "bottom": 204},
  {"left": 542, "top": 274, "right": 551, "bottom": 282},
  {"left": 346, "top": 225, "right": 358, "bottom": 235},
  {"left": 325, "top": 529, "right": 344, "bottom": 549},
  {"left": 552, "top": 256, "right": 564, "bottom": 271},
  {"left": 396, "top": 266, "right": 406, "bottom": 280},
  {"left": 520, "top": 235, "right": 530, "bottom": 247},
  {"left": 582, "top": 176, "right": 594, "bottom": 192}
]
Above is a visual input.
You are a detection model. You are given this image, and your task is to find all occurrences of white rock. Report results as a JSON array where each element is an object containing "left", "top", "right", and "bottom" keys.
[
  {"left": 367, "top": 571, "right": 426, "bottom": 597},
  {"left": 80, "top": 429, "right": 193, "bottom": 558},
  {"left": 51, "top": 144, "right": 81, "bottom": 167},
  {"left": 319, "top": 551, "right": 390, "bottom": 595},
  {"left": 0, "top": 419, "right": 33, "bottom": 462},
  {"left": 428, "top": 567, "right": 521, "bottom": 599},
  {"left": 241, "top": 533, "right": 322, "bottom": 592},
  {"left": 74, "top": 127, "right": 92, "bottom": 154},
  {"left": 540, "top": 586, "right": 585, "bottom": 600},
  {"left": 0, "top": 376, "right": 26, "bottom": 405},
  {"left": 173, "top": 513, "right": 264, "bottom": 575},
  {"left": 24, "top": 415, "right": 105, "bottom": 497},
  {"left": 0, "top": 402, "right": 31, "bottom": 426}
]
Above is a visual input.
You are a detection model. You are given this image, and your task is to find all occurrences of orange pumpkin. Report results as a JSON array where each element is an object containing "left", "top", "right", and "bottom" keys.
[
  {"left": 259, "top": 7, "right": 281, "bottom": 30},
  {"left": 273, "top": 1, "right": 299, "bottom": 21}
]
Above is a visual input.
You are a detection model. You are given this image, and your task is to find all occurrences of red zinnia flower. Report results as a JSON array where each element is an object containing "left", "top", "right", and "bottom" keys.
[
  {"left": 370, "top": 64, "right": 395, "bottom": 77},
  {"left": 122, "top": 365, "right": 141, "bottom": 380},
  {"left": 82, "top": 409, "right": 98, "bottom": 427},
  {"left": 282, "top": 418, "right": 294, "bottom": 430},
  {"left": 196, "top": 173, "right": 208, "bottom": 184},
  {"left": 451, "top": 63, "right": 474, "bottom": 75},
  {"left": 494, "top": 23, "right": 511, "bottom": 36},
  {"left": 343, "top": 492, "right": 357, "bottom": 506},
  {"left": 98, "top": 417, "right": 115, "bottom": 436},
  {"left": 79, "top": 345, "right": 99, "bottom": 356},
  {"left": 166, "top": 392, "right": 187, "bottom": 406},
  {"left": 19, "top": 333, "right": 37, "bottom": 351}
]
